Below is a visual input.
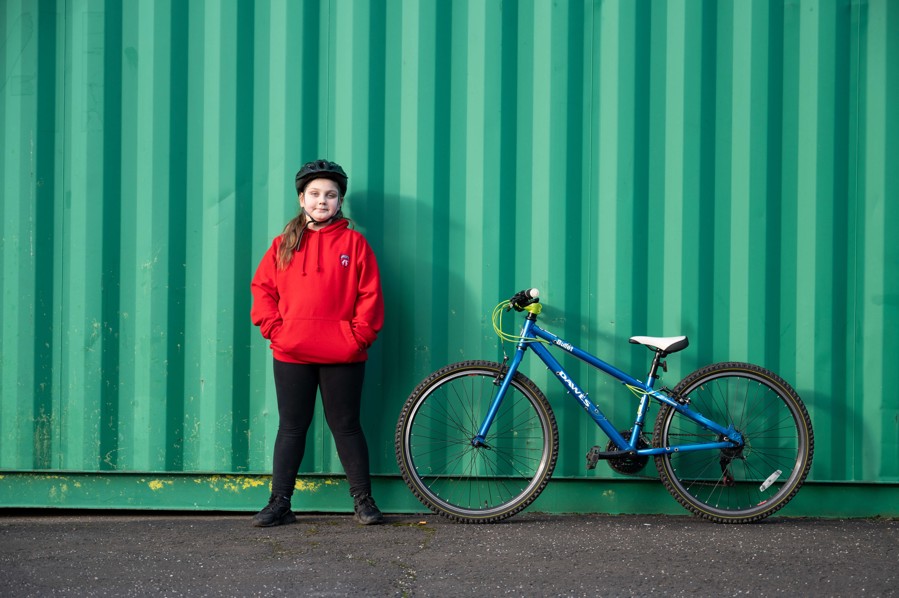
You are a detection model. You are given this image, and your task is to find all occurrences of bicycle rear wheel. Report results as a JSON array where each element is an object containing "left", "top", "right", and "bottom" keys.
[
  {"left": 654, "top": 362, "right": 813, "bottom": 523},
  {"left": 395, "top": 360, "right": 558, "bottom": 523}
]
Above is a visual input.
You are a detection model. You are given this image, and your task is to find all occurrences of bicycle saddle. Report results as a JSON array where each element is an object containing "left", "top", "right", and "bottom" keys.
[{"left": 628, "top": 335, "right": 689, "bottom": 355}]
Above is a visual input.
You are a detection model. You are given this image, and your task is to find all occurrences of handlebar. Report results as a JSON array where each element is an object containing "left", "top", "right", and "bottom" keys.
[{"left": 508, "top": 288, "right": 540, "bottom": 312}]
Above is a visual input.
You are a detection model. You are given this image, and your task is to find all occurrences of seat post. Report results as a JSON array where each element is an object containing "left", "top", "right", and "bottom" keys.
[{"left": 647, "top": 349, "right": 668, "bottom": 383}]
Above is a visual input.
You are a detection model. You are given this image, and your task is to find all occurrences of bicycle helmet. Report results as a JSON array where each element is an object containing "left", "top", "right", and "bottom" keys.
[{"left": 295, "top": 159, "right": 348, "bottom": 196}]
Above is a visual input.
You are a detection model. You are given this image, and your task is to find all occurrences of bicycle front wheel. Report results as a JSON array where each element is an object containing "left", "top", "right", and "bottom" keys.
[
  {"left": 395, "top": 360, "right": 559, "bottom": 523},
  {"left": 654, "top": 362, "right": 814, "bottom": 523}
]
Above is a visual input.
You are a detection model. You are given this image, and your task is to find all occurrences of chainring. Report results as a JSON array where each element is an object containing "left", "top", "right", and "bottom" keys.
[{"left": 606, "top": 430, "right": 650, "bottom": 475}]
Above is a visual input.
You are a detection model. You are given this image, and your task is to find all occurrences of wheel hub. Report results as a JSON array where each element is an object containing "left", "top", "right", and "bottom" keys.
[{"left": 718, "top": 431, "right": 745, "bottom": 460}]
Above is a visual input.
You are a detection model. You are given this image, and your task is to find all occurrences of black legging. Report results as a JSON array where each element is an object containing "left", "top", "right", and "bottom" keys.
[{"left": 271, "top": 359, "right": 371, "bottom": 499}]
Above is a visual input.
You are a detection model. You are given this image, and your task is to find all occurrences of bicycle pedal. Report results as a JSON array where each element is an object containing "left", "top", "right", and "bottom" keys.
[{"left": 586, "top": 446, "right": 602, "bottom": 470}]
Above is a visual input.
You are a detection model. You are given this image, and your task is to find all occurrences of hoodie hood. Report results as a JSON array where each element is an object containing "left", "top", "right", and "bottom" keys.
[{"left": 298, "top": 219, "right": 350, "bottom": 275}]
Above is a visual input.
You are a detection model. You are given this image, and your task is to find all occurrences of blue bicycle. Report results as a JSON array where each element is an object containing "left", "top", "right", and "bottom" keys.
[{"left": 395, "top": 289, "right": 814, "bottom": 523}]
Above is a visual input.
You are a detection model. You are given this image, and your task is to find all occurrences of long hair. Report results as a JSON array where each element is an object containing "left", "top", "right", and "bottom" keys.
[{"left": 276, "top": 207, "right": 346, "bottom": 270}]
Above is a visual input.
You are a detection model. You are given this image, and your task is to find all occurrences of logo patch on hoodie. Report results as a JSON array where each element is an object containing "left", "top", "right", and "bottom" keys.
[{"left": 340, "top": 254, "right": 350, "bottom": 268}]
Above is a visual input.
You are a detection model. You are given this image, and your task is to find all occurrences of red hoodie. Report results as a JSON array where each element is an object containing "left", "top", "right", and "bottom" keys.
[{"left": 250, "top": 219, "right": 384, "bottom": 364}]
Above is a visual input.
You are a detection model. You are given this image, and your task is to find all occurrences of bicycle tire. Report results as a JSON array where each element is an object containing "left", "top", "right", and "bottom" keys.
[
  {"left": 653, "top": 362, "right": 814, "bottom": 523},
  {"left": 395, "top": 360, "right": 559, "bottom": 523}
]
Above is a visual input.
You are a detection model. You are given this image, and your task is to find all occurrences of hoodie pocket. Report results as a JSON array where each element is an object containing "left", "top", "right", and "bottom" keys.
[{"left": 272, "top": 318, "right": 364, "bottom": 363}]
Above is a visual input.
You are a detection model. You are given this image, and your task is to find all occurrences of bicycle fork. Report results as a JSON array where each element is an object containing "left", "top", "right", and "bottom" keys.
[
  {"left": 471, "top": 344, "right": 528, "bottom": 448},
  {"left": 471, "top": 310, "right": 547, "bottom": 448}
]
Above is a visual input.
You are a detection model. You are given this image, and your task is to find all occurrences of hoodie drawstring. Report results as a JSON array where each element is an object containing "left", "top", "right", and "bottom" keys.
[
  {"left": 315, "top": 232, "right": 323, "bottom": 273},
  {"left": 298, "top": 226, "right": 327, "bottom": 276}
]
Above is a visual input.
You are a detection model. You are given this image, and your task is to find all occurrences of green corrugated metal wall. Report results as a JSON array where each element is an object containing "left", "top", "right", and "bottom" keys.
[{"left": 1, "top": 0, "right": 897, "bottom": 515}]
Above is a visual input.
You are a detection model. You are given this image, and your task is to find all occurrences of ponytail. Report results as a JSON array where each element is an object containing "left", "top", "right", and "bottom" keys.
[{"left": 277, "top": 212, "right": 309, "bottom": 269}]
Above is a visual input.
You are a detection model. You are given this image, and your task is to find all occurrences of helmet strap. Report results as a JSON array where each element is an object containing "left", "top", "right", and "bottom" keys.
[{"left": 302, "top": 206, "right": 343, "bottom": 227}]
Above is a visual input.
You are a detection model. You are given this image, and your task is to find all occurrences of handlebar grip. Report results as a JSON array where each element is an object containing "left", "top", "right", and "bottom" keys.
[{"left": 508, "top": 288, "right": 540, "bottom": 311}]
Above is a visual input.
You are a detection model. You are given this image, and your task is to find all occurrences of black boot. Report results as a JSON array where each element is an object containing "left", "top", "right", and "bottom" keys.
[
  {"left": 252, "top": 494, "right": 297, "bottom": 527},
  {"left": 352, "top": 493, "right": 384, "bottom": 525}
]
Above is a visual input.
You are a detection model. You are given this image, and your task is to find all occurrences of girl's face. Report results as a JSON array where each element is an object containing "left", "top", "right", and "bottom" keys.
[{"left": 300, "top": 178, "right": 342, "bottom": 228}]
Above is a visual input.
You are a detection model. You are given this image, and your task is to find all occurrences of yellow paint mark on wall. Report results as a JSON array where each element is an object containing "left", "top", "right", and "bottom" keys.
[
  {"left": 294, "top": 479, "right": 321, "bottom": 492},
  {"left": 238, "top": 477, "right": 267, "bottom": 490},
  {"left": 48, "top": 484, "right": 70, "bottom": 500},
  {"left": 222, "top": 477, "right": 268, "bottom": 493},
  {"left": 148, "top": 480, "right": 173, "bottom": 491},
  {"left": 199, "top": 475, "right": 270, "bottom": 493},
  {"left": 293, "top": 478, "right": 344, "bottom": 492},
  {"left": 183, "top": 475, "right": 343, "bottom": 494}
]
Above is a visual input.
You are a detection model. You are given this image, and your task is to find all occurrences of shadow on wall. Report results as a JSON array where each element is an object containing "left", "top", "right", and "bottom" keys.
[{"left": 344, "top": 190, "right": 466, "bottom": 472}]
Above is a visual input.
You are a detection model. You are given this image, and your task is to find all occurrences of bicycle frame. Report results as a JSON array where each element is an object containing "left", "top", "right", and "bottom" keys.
[{"left": 474, "top": 311, "right": 744, "bottom": 456}]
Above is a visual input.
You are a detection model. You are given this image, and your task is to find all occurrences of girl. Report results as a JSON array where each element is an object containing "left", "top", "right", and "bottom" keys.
[{"left": 250, "top": 159, "right": 384, "bottom": 526}]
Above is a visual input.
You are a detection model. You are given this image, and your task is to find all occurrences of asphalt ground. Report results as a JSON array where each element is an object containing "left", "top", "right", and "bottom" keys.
[{"left": 1, "top": 510, "right": 896, "bottom": 597}]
